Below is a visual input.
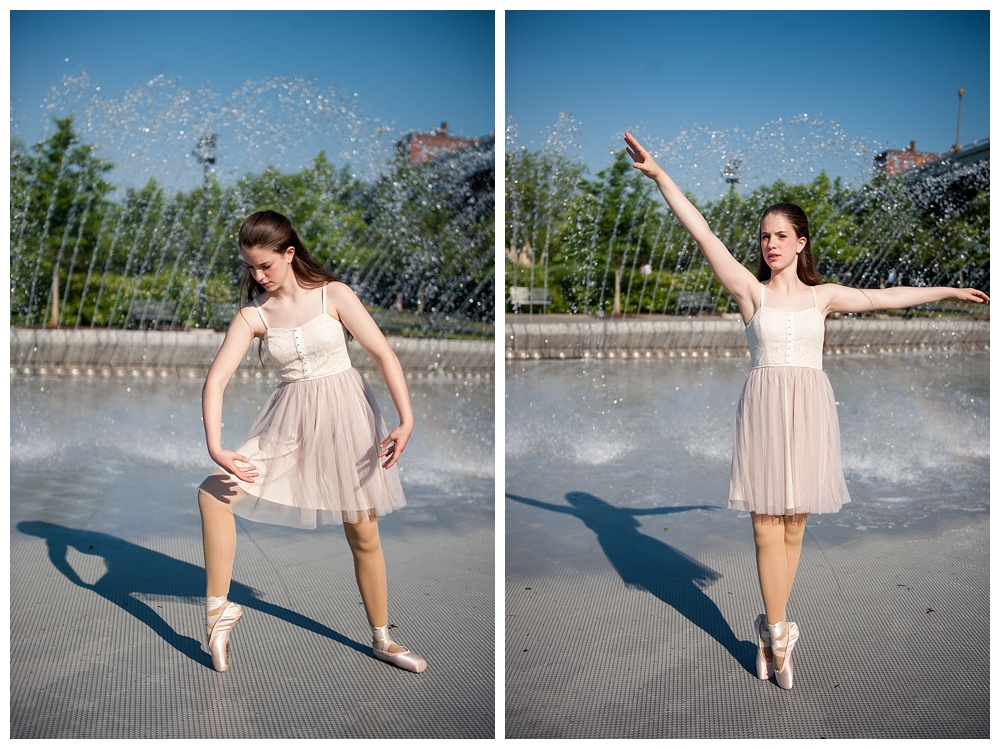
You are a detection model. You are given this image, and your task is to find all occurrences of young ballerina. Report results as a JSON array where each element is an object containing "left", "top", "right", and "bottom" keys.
[
  {"left": 624, "top": 132, "right": 988, "bottom": 689},
  {"left": 197, "top": 209, "right": 426, "bottom": 673}
]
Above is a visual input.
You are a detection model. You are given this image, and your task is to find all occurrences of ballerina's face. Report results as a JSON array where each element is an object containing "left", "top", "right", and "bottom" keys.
[
  {"left": 241, "top": 245, "right": 295, "bottom": 292},
  {"left": 759, "top": 214, "right": 807, "bottom": 274}
]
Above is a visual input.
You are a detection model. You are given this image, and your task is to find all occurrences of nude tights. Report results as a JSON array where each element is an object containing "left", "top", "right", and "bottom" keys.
[
  {"left": 198, "top": 488, "right": 403, "bottom": 652},
  {"left": 751, "top": 513, "right": 807, "bottom": 668}
]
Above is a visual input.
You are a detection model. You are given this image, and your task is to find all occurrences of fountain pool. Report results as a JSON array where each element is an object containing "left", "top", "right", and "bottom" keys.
[
  {"left": 11, "top": 372, "right": 493, "bottom": 530},
  {"left": 506, "top": 350, "right": 988, "bottom": 538}
]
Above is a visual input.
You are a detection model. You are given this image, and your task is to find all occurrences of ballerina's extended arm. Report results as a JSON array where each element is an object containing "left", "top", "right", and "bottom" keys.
[
  {"left": 822, "top": 283, "right": 989, "bottom": 315},
  {"left": 202, "top": 310, "right": 261, "bottom": 483},
  {"left": 625, "top": 132, "right": 758, "bottom": 319},
  {"left": 327, "top": 281, "right": 414, "bottom": 469}
]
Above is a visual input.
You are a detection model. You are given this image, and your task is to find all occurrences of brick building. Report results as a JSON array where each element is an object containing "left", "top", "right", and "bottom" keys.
[
  {"left": 396, "top": 122, "right": 488, "bottom": 166},
  {"left": 874, "top": 140, "right": 943, "bottom": 178}
]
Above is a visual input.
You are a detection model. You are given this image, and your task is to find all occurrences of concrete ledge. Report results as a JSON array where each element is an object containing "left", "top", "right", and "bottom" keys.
[
  {"left": 505, "top": 316, "right": 989, "bottom": 360},
  {"left": 10, "top": 328, "right": 495, "bottom": 378}
]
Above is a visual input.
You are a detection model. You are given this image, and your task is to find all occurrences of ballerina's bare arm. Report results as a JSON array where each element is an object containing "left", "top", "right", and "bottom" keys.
[
  {"left": 820, "top": 283, "right": 989, "bottom": 315},
  {"left": 625, "top": 132, "right": 758, "bottom": 316},
  {"left": 326, "top": 281, "right": 414, "bottom": 469},
  {"left": 201, "top": 309, "right": 262, "bottom": 483}
]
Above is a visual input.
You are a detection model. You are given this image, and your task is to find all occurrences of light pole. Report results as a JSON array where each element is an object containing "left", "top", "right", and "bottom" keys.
[
  {"left": 722, "top": 157, "right": 741, "bottom": 245},
  {"left": 193, "top": 134, "right": 217, "bottom": 328},
  {"left": 722, "top": 158, "right": 741, "bottom": 314},
  {"left": 954, "top": 87, "right": 965, "bottom": 152}
]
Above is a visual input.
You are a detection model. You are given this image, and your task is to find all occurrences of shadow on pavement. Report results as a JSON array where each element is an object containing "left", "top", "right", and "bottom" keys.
[
  {"left": 506, "top": 491, "right": 756, "bottom": 674},
  {"left": 17, "top": 521, "right": 372, "bottom": 671}
]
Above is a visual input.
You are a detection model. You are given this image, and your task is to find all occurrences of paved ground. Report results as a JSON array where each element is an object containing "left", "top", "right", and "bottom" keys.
[
  {"left": 10, "top": 498, "right": 494, "bottom": 739},
  {"left": 504, "top": 490, "right": 988, "bottom": 739},
  {"left": 10, "top": 373, "right": 494, "bottom": 739}
]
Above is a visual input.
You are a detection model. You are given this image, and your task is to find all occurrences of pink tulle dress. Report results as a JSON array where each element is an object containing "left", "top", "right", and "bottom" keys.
[
  {"left": 728, "top": 283, "right": 851, "bottom": 516},
  {"left": 218, "top": 284, "right": 406, "bottom": 528}
]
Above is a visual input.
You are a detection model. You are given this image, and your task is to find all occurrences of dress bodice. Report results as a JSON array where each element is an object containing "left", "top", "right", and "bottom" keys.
[
  {"left": 253, "top": 286, "right": 352, "bottom": 382},
  {"left": 744, "top": 284, "right": 824, "bottom": 369}
]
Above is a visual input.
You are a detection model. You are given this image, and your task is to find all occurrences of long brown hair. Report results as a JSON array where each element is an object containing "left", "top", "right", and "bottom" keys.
[
  {"left": 237, "top": 210, "right": 339, "bottom": 305},
  {"left": 755, "top": 203, "right": 822, "bottom": 286},
  {"left": 237, "top": 211, "right": 345, "bottom": 360}
]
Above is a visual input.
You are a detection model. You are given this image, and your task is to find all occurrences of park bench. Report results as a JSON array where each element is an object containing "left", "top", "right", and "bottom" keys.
[
  {"left": 125, "top": 300, "right": 182, "bottom": 329},
  {"left": 674, "top": 291, "right": 714, "bottom": 315},
  {"left": 209, "top": 303, "right": 241, "bottom": 330},
  {"left": 509, "top": 286, "right": 552, "bottom": 311}
]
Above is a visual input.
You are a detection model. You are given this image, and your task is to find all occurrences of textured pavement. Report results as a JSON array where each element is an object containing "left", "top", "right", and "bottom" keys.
[
  {"left": 505, "top": 490, "right": 988, "bottom": 739},
  {"left": 11, "top": 507, "right": 494, "bottom": 739}
]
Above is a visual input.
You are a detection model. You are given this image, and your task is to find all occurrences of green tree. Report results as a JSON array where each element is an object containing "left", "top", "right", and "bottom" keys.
[
  {"left": 557, "top": 150, "right": 666, "bottom": 315},
  {"left": 361, "top": 143, "right": 495, "bottom": 322},
  {"left": 505, "top": 147, "right": 585, "bottom": 289},
  {"left": 10, "top": 116, "right": 114, "bottom": 327}
]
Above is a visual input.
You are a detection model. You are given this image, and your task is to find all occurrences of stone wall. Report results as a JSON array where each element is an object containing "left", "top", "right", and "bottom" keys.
[
  {"left": 10, "top": 328, "right": 494, "bottom": 380},
  {"left": 10, "top": 315, "right": 989, "bottom": 378},
  {"left": 505, "top": 316, "right": 989, "bottom": 360}
]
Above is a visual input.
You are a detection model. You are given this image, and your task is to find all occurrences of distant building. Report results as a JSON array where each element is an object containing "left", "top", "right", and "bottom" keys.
[
  {"left": 881, "top": 137, "right": 990, "bottom": 218},
  {"left": 874, "top": 141, "right": 944, "bottom": 178},
  {"left": 397, "top": 122, "right": 490, "bottom": 166},
  {"left": 906, "top": 138, "right": 989, "bottom": 180}
]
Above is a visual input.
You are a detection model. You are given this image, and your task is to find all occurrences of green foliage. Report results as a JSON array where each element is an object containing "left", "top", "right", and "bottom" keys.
[
  {"left": 361, "top": 147, "right": 495, "bottom": 320},
  {"left": 11, "top": 119, "right": 495, "bottom": 331},
  {"left": 506, "top": 147, "right": 585, "bottom": 263},
  {"left": 11, "top": 116, "right": 115, "bottom": 325},
  {"left": 505, "top": 147, "right": 990, "bottom": 316}
]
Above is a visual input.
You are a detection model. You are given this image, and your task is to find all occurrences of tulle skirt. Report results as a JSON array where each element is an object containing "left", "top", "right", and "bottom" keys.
[
  {"left": 729, "top": 366, "right": 850, "bottom": 516},
  {"left": 218, "top": 367, "right": 406, "bottom": 528}
]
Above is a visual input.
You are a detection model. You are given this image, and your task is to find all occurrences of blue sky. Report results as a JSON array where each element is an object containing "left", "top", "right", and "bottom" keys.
[
  {"left": 506, "top": 10, "right": 989, "bottom": 199},
  {"left": 10, "top": 10, "right": 495, "bottom": 189}
]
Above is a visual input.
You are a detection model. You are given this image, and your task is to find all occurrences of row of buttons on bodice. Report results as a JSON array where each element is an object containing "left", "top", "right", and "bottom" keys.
[
  {"left": 745, "top": 306, "right": 824, "bottom": 370},
  {"left": 784, "top": 311, "right": 794, "bottom": 365},
  {"left": 293, "top": 327, "right": 310, "bottom": 379}
]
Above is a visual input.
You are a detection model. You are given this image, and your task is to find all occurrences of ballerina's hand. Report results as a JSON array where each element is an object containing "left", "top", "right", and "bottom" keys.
[
  {"left": 378, "top": 424, "right": 411, "bottom": 469},
  {"left": 211, "top": 449, "right": 258, "bottom": 483},
  {"left": 952, "top": 288, "right": 990, "bottom": 304},
  {"left": 624, "top": 131, "right": 664, "bottom": 180}
]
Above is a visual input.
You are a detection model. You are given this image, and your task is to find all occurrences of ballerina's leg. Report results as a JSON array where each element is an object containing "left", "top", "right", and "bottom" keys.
[
  {"left": 752, "top": 512, "right": 808, "bottom": 670},
  {"left": 343, "top": 515, "right": 427, "bottom": 672},
  {"left": 782, "top": 513, "right": 808, "bottom": 598},
  {"left": 198, "top": 471, "right": 245, "bottom": 623}
]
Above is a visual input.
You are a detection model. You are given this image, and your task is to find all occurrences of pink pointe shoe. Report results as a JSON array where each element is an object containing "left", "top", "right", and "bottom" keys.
[
  {"left": 208, "top": 601, "right": 243, "bottom": 672},
  {"left": 372, "top": 625, "right": 427, "bottom": 673},
  {"left": 769, "top": 620, "right": 799, "bottom": 690},
  {"left": 754, "top": 614, "right": 774, "bottom": 680}
]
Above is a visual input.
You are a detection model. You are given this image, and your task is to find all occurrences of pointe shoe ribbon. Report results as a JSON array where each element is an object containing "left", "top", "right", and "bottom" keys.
[
  {"left": 208, "top": 601, "right": 243, "bottom": 672},
  {"left": 373, "top": 625, "right": 427, "bottom": 673}
]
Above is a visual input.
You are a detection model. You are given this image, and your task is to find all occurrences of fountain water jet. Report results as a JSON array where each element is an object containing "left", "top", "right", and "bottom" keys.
[
  {"left": 11, "top": 73, "right": 495, "bottom": 340},
  {"left": 505, "top": 115, "right": 988, "bottom": 358}
]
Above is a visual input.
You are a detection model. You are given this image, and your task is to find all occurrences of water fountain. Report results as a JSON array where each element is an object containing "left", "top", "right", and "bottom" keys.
[
  {"left": 505, "top": 115, "right": 989, "bottom": 359},
  {"left": 11, "top": 73, "right": 494, "bottom": 376}
]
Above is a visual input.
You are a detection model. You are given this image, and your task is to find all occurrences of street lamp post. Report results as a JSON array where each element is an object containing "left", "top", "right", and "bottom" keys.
[
  {"left": 954, "top": 87, "right": 965, "bottom": 151},
  {"left": 193, "top": 134, "right": 217, "bottom": 328},
  {"left": 722, "top": 157, "right": 741, "bottom": 313}
]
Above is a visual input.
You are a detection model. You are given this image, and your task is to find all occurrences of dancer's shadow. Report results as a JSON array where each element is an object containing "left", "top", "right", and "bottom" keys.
[
  {"left": 507, "top": 491, "right": 756, "bottom": 674},
  {"left": 16, "top": 521, "right": 372, "bottom": 671}
]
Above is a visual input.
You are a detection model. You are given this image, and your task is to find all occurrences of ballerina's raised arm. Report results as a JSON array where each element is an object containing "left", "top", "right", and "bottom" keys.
[{"left": 625, "top": 132, "right": 760, "bottom": 322}]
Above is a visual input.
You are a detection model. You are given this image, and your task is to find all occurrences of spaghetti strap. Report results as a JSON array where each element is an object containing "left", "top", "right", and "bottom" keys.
[
  {"left": 760, "top": 283, "right": 766, "bottom": 307},
  {"left": 321, "top": 283, "right": 327, "bottom": 314},
  {"left": 252, "top": 297, "right": 269, "bottom": 329},
  {"left": 811, "top": 286, "right": 818, "bottom": 308}
]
